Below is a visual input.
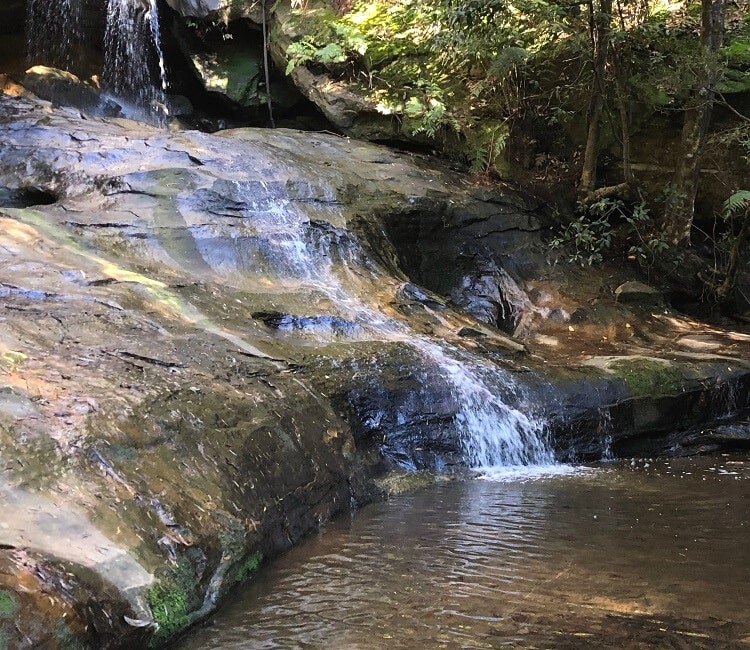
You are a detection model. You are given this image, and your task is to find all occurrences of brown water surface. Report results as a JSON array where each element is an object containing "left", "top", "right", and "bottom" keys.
[{"left": 182, "top": 456, "right": 750, "bottom": 649}]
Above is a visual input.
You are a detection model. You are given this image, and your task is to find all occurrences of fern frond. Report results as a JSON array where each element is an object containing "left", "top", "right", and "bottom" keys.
[{"left": 723, "top": 190, "right": 750, "bottom": 217}]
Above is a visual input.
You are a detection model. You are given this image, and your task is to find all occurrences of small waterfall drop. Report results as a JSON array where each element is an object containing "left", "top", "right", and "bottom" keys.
[
  {"left": 421, "top": 345, "right": 554, "bottom": 467},
  {"left": 26, "top": 0, "right": 83, "bottom": 72},
  {"left": 103, "top": 0, "right": 168, "bottom": 123},
  {"left": 214, "top": 179, "right": 556, "bottom": 470},
  {"left": 598, "top": 407, "right": 614, "bottom": 461}
]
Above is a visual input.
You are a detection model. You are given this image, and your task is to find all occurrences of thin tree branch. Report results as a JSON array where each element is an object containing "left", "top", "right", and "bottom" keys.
[
  {"left": 262, "top": 0, "right": 275, "bottom": 128},
  {"left": 714, "top": 89, "right": 750, "bottom": 123}
]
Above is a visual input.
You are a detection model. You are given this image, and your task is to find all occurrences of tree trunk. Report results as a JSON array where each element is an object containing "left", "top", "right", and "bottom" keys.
[
  {"left": 578, "top": 0, "right": 613, "bottom": 201},
  {"left": 614, "top": 55, "right": 633, "bottom": 186},
  {"left": 662, "top": 0, "right": 724, "bottom": 247}
]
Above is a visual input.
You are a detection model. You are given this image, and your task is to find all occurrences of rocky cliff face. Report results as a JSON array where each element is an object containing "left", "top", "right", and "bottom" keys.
[{"left": 1, "top": 89, "right": 750, "bottom": 648}]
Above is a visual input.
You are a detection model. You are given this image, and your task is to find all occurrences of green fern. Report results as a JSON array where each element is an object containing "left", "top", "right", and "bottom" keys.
[
  {"left": 487, "top": 47, "right": 529, "bottom": 78},
  {"left": 723, "top": 190, "right": 750, "bottom": 218}
]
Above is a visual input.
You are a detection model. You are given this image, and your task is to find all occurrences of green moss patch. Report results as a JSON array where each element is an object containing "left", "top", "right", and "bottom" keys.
[
  {"left": 0, "top": 351, "right": 26, "bottom": 371},
  {"left": 609, "top": 359, "right": 683, "bottom": 398},
  {"left": 146, "top": 559, "right": 198, "bottom": 647},
  {"left": 235, "top": 551, "right": 263, "bottom": 583},
  {"left": 0, "top": 591, "right": 17, "bottom": 619}
]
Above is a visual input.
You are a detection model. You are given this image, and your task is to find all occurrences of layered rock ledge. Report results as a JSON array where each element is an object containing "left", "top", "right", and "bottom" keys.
[{"left": 1, "top": 90, "right": 749, "bottom": 647}]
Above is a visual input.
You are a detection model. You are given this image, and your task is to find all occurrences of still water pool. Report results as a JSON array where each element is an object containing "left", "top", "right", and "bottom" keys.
[{"left": 181, "top": 456, "right": 750, "bottom": 649}]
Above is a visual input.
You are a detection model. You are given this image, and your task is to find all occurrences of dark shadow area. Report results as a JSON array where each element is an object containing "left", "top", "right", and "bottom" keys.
[
  {"left": 0, "top": 187, "right": 58, "bottom": 208},
  {"left": 159, "top": 3, "right": 336, "bottom": 133}
]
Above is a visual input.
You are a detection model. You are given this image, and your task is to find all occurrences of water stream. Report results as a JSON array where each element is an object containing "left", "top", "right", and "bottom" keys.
[
  {"left": 181, "top": 455, "right": 750, "bottom": 649},
  {"left": 103, "top": 0, "right": 168, "bottom": 122},
  {"left": 26, "top": 0, "right": 83, "bottom": 71},
  {"left": 206, "top": 183, "right": 554, "bottom": 470},
  {"left": 26, "top": 0, "right": 168, "bottom": 122}
]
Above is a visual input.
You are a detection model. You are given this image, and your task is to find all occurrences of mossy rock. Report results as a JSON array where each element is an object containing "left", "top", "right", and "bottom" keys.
[
  {"left": 0, "top": 591, "right": 17, "bottom": 619},
  {"left": 608, "top": 358, "right": 683, "bottom": 398},
  {"left": 234, "top": 551, "right": 263, "bottom": 583},
  {"left": 285, "top": 6, "right": 340, "bottom": 42},
  {"left": 374, "top": 470, "right": 446, "bottom": 497},
  {"left": 146, "top": 559, "right": 200, "bottom": 647}
]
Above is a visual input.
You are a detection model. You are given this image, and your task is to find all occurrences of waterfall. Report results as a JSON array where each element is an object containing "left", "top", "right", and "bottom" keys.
[
  {"left": 103, "top": 0, "right": 168, "bottom": 123},
  {"left": 208, "top": 180, "right": 556, "bottom": 470},
  {"left": 26, "top": 0, "right": 168, "bottom": 123},
  {"left": 26, "top": 0, "right": 83, "bottom": 72},
  {"left": 416, "top": 343, "right": 554, "bottom": 467}
]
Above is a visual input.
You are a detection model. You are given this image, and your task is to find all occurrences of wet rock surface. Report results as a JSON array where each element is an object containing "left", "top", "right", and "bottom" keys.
[{"left": 1, "top": 91, "right": 750, "bottom": 647}]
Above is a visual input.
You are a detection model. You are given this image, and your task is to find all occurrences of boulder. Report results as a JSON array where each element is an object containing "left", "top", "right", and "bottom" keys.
[
  {"left": 0, "top": 91, "right": 525, "bottom": 647},
  {"left": 22, "top": 65, "right": 102, "bottom": 111},
  {"left": 190, "top": 39, "right": 265, "bottom": 108},
  {"left": 614, "top": 280, "right": 664, "bottom": 306},
  {"left": 0, "top": 74, "right": 32, "bottom": 98},
  {"left": 288, "top": 66, "right": 396, "bottom": 138},
  {"left": 271, "top": 2, "right": 401, "bottom": 140}
]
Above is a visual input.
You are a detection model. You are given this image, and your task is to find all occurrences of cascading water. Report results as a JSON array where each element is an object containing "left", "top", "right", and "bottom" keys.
[
  {"left": 103, "top": 0, "right": 168, "bottom": 123},
  {"left": 420, "top": 345, "right": 554, "bottom": 467},
  {"left": 26, "top": 0, "right": 168, "bottom": 124},
  {"left": 26, "top": 0, "right": 83, "bottom": 72},
  {"left": 211, "top": 179, "right": 556, "bottom": 470}
]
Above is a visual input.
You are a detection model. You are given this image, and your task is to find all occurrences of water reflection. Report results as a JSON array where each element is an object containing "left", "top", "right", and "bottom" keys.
[{"left": 182, "top": 456, "right": 750, "bottom": 649}]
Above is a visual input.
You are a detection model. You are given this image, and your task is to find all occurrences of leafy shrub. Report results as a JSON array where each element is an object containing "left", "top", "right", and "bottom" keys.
[{"left": 550, "top": 198, "right": 671, "bottom": 268}]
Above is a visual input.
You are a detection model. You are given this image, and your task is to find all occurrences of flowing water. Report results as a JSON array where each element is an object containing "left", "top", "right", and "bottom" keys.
[
  {"left": 196, "top": 180, "right": 554, "bottom": 469},
  {"left": 26, "top": 0, "right": 83, "bottom": 71},
  {"left": 26, "top": 0, "right": 168, "bottom": 122},
  {"left": 181, "top": 455, "right": 750, "bottom": 649},
  {"left": 103, "top": 0, "right": 168, "bottom": 122}
]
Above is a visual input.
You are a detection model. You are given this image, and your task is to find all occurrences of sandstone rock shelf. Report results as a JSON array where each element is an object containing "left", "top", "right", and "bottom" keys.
[{"left": 1, "top": 91, "right": 749, "bottom": 647}]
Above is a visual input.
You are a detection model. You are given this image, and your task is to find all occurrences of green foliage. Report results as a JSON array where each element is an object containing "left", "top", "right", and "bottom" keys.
[
  {"left": 436, "top": 0, "right": 568, "bottom": 63},
  {"left": 721, "top": 38, "right": 750, "bottom": 66},
  {"left": 281, "top": 0, "right": 750, "bottom": 179},
  {"left": 550, "top": 209, "right": 614, "bottom": 267},
  {"left": 723, "top": 190, "right": 750, "bottom": 217},
  {"left": 712, "top": 125, "right": 750, "bottom": 166},
  {"left": 282, "top": 0, "right": 567, "bottom": 147},
  {"left": 621, "top": 200, "right": 671, "bottom": 268},
  {"left": 401, "top": 81, "right": 460, "bottom": 137},
  {"left": 717, "top": 64, "right": 750, "bottom": 94},
  {"left": 285, "top": 22, "right": 367, "bottom": 75},
  {"left": 551, "top": 198, "right": 671, "bottom": 268},
  {"left": 466, "top": 121, "right": 509, "bottom": 174}
]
